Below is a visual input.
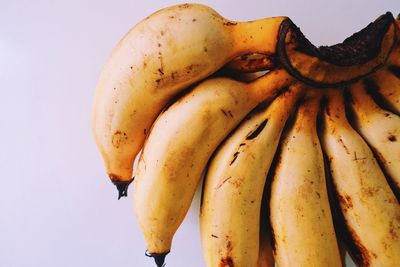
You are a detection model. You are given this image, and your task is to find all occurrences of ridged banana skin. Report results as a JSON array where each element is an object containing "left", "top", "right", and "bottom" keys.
[
  {"left": 270, "top": 91, "right": 342, "bottom": 267},
  {"left": 349, "top": 81, "right": 400, "bottom": 194},
  {"left": 320, "top": 90, "right": 400, "bottom": 266},
  {"left": 370, "top": 67, "right": 400, "bottom": 114},
  {"left": 200, "top": 85, "right": 302, "bottom": 267},
  {"left": 133, "top": 70, "right": 292, "bottom": 255},
  {"left": 92, "top": 3, "right": 286, "bottom": 181}
]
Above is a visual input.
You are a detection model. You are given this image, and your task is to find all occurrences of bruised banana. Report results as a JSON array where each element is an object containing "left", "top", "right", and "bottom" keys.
[
  {"left": 92, "top": 3, "right": 397, "bottom": 197},
  {"left": 133, "top": 69, "right": 292, "bottom": 266},
  {"left": 200, "top": 84, "right": 303, "bottom": 267},
  {"left": 270, "top": 90, "right": 342, "bottom": 266},
  {"left": 320, "top": 89, "right": 400, "bottom": 266},
  {"left": 348, "top": 81, "right": 400, "bottom": 196}
]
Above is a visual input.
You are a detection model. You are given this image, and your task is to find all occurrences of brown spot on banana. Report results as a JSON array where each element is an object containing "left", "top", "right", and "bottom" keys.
[
  {"left": 219, "top": 257, "right": 234, "bottom": 267},
  {"left": 111, "top": 131, "right": 128, "bottom": 148},
  {"left": 337, "top": 138, "right": 350, "bottom": 155},
  {"left": 388, "top": 134, "right": 397, "bottom": 141},
  {"left": 225, "top": 53, "right": 276, "bottom": 72},
  {"left": 245, "top": 118, "right": 268, "bottom": 140},
  {"left": 219, "top": 240, "right": 234, "bottom": 267},
  {"left": 337, "top": 194, "right": 353, "bottom": 212},
  {"left": 230, "top": 152, "right": 240, "bottom": 165},
  {"left": 216, "top": 176, "right": 232, "bottom": 189}
]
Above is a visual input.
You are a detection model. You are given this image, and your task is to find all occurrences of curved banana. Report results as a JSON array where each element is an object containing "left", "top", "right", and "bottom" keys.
[
  {"left": 270, "top": 90, "right": 342, "bottom": 266},
  {"left": 133, "top": 69, "right": 293, "bottom": 266},
  {"left": 348, "top": 81, "right": 400, "bottom": 196},
  {"left": 93, "top": 3, "right": 397, "bottom": 197},
  {"left": 92, "top": 3, "right": 288, "bottom": 189},
  {"left": 320, "top": 89, "right": 400, "bottom": 266},
  {"left": 200, "top": 84, "right": 303, "bottom": 267}
]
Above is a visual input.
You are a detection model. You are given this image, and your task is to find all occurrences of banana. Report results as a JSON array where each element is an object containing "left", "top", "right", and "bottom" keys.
[
  {"left": 320, "top": 89, "right": 400, "bottom": 266},
  {"left": 348, "top": 81, "right": 400, "bottom": 196},
  {"left": 269, "top": 90, "right": 342, "bottom": 267},
  {"left": 133, "top": 69, "right": 293, "bottom": 266},
  {"left": 200, "top": 84, "right": 303, "bottom": 267},
  {"left": 93, "top": 3, "right": 397, "bottom": 196},
  {"left": 92, "top": 3, "right": 289, "bottom": 191},
  {"left": 369, "top": 66, "right": 400, "bottom": 114}
]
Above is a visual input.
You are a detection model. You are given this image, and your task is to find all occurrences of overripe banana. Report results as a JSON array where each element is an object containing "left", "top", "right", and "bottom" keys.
[
  {"left": 348, "top": 80, "right": 400, "bottom": 197},
  {"left": 133, "top": 69, "right": 293, "bottom": 266},
  {"left": 320, "top": 89, "right": 400, "bottom": 266},
  {"left": 200, "top": 84, "right": 303, "bottom": 267},
  {"left": 269, "top": 90, "right": 342, "bottom": 266}
]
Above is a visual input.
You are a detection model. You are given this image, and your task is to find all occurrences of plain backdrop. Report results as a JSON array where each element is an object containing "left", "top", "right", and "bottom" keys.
[{"left": 1, "top": 0, "right": 399, "bottom": 266}]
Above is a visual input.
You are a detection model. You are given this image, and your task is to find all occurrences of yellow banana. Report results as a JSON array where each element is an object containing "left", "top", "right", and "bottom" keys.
[
  {"left": 133, "top": 69, "right": 293, "bottom": 266},
  {"left": 348, "top": 81, "right": 400, "bottom": 196},
  {"left": 270, "top": 90, "right": 342, "bottom": 266},
  {"left": 92, "top": 3, "right": 288, "bottom": 192},
  {"left": 92, "top": 3, "right": 397, "bottom": 197},
  {"left": 320, "top": 89, "right": 400, "bottom": 266},
  {"left": 200, "top": 84, "right": 303, "bottom": 267}
]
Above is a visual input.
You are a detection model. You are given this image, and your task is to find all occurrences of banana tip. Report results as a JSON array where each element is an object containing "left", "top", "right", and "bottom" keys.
[
  {"left": 111, "top": 178, "right": 134, "bottom": 199},
  {"left": 145, "top": 250, "right": 169, "bottom": 267}
]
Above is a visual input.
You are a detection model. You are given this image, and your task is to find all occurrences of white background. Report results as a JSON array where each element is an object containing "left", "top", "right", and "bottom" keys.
[{"left": 1, "top": 1, "right": 399, "bottom": 266}]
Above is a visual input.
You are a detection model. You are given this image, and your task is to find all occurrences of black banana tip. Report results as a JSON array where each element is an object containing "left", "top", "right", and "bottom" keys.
[
  {"left": 112, "top": 177, "right": 134, "bottom": 199},
  {"left": 145, "top": 250, "right": 169, "bottom": 267}
]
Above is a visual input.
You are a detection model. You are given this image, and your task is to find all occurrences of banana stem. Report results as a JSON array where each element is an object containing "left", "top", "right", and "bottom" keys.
[
  {"left": 230, "top": 17, "right": 288, "bottom": 55},
  {"left": 277, "top": 13, "right": 397, "bottom": 88}
]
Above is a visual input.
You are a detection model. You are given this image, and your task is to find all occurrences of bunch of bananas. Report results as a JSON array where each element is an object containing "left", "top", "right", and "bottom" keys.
[{"left": 92, "top": 4, "right": 400, "bottom": 267}]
